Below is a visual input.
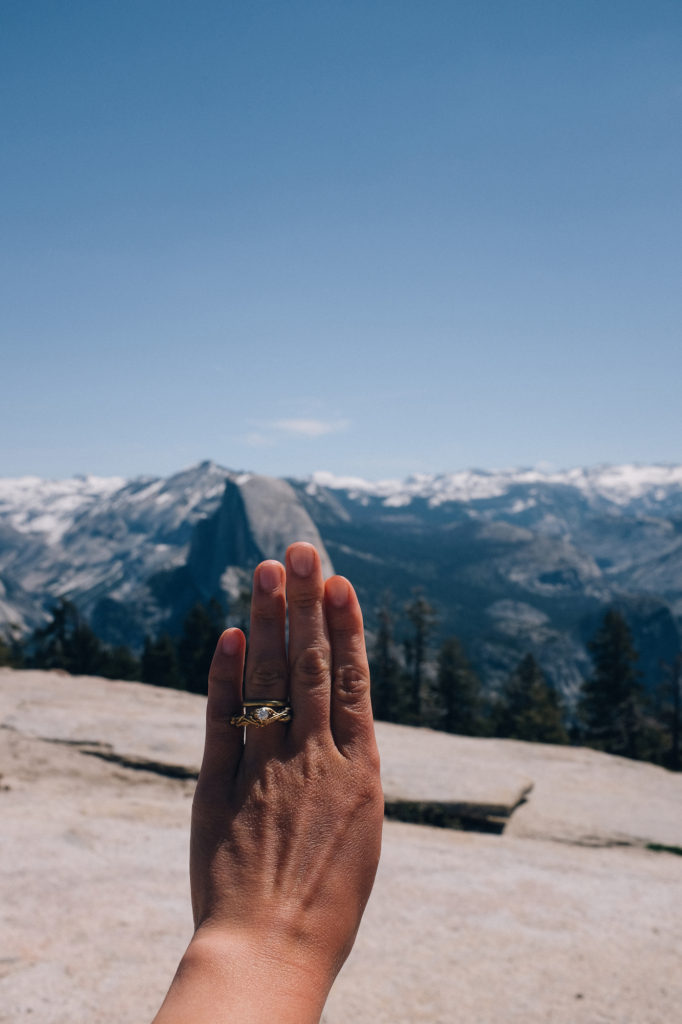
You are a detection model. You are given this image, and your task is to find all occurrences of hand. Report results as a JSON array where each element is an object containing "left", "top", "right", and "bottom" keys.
[{"left": 153, "top": 543, "right": 384, "bottom": 1024}]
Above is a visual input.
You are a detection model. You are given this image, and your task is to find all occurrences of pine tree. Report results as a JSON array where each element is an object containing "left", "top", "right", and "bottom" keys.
[
  {"left": 141, "top": 633, "right": 183, "bottom": 689},
  {"left": 404, "top": 589, "right": 437, "bottom": 722},
  {"left": 0, "top": 635, "right": 13, "bottom": 666},
  {"left": 0, "top": 625, "right": 24, "bottom": 668},
  {"left": 369, "top": 592, "right": 406, "bottom": 722},
  {"left": 495, "top": 653, "right": 568, "bottom": 744},
  {"left": 30, "top": 598, "right": 107, "bottom": 676},
  {"left": 30, "top": 598, "right": 74, "bottom": 669},
  {"left": 657, "top": 654, "right": 681, "bottom": 770},
  {"left": 579, "top": 609, "right": 645, "bottom": 758},
  {"left": 432, "top": 636, "right": 483, "bottom": 735},
  {"left": 177, "top": 598, "right": 226, "bottom": 694},
  {"left": 99, "top": 644, "right": 140, "bottom": 681}
]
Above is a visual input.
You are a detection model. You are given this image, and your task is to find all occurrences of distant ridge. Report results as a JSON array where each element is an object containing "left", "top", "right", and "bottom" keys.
[
  {"left": 307, "top": 463, "right": 682, "bottom": 509},
  {"left": 4, "top": 462, "right": 682, "bottom": 537},
  {"left": 1, "top": 461, "right": 681, "bottom": 697}
]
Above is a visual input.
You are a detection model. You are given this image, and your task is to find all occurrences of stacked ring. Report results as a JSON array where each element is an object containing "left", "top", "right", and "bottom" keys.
[{"left": 229, "top": 700, "right": 292, "bottom": 728}]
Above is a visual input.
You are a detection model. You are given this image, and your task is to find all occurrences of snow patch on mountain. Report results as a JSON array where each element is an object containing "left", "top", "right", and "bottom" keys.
[
  {"left": 3, "top": 463, "right": 682, "bottom": 556},
  {"left": 309, "top": 464, "right": 682, "bottom": 509},
  {"left": 0, "top": 475, "right": 127, "bottom": 544}
]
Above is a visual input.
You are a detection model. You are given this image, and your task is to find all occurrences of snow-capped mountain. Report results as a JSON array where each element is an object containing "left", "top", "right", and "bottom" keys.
[
  {"left": 292, "top": 464, "right": 682, "bottom": 698},
  {"left": 307, "top": 463, "right": 682, "bottom": 513},
  {"left": 0, "top": 462, "right": 332, "bottom": 644},
  {"left": 1, "top": 461, "right": 681, "bottom": 697}
]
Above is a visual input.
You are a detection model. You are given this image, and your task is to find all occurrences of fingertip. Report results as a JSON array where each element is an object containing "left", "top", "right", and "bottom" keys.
[
  {"left": 200, "top": 629, "right": 246, "bottom": 783},
  {"left": 325, "top": 578, "right": 364, "bottom": 633},
  {"left": 286, "top": 541, "right": 319, "bottom": 579},
  {"left": 219, "top": 628, "right": 244, "bottom": 657},
  {"left": 325, "top": 575, "right": 351, "bottom": 609},
  {"left": 256, "top": 560, "right": 284, "bottom": 594},
  {"left": 208, "top": 629, "right": 246, "bottom": 691},
  {"left": 324, "top": 576, "right": 375, "bottom": 756}
]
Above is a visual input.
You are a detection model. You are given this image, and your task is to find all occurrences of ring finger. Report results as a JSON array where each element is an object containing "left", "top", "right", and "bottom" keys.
[{"left": 242, "top": 559, "right": 289, "bottom": 763}]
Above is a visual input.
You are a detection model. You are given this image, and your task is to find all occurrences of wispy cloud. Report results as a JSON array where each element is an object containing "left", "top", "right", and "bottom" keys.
[
  {"left": 243, "top": 431, "right": 273, "bottom": 447},
  {"left": 242, "top": 417, "right": 350, "bottom": 447},
  {"left": 272, "top": 418, "right": 350, "bottom": 438}
]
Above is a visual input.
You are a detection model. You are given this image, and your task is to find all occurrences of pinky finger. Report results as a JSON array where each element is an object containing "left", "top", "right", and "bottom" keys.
[{"left": 198, "top": 628, "right": 245, "bottom": 788}]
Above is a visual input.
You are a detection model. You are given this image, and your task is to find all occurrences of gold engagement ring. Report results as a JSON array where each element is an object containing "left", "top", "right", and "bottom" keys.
[{"left": 229, "top": 700, "right": 292, "bottom": 728}]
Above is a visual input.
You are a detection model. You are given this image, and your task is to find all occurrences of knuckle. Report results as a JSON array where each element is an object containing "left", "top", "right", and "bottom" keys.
[
  {"left": 248, "top": 660, "right": 287, "bottom": 693},
  {"left": 205, "top": 697, "right": 237, "bottom": 733},
  {"left": 331, "top": 623, "right": 364, "bottom": 649},
  {"left": 333, "top": 662, "right": 370, "bottom": 704},
  {"left": 290, "top": 588, "right": 323, "bottom": 612},
  {"left": 244, "top": 785, "right": 270, "bottom": 821},
  {"left": 205, "top": 708, "right": 227, "bottom": 735},
  {"left": 349, "top": 769, "right": 384, "bottom": 813},
  {"left": 251, "top": 605, "right": 280, "bottom": 626},
  {"left": 293, "top": 645, "right": 330, "bottom": 685},
  {"left": 366, "top": 747, "right": 382, "bottom": 777},
  {"left": 260, "top": 758, "right": 287, "bottom": 790}
]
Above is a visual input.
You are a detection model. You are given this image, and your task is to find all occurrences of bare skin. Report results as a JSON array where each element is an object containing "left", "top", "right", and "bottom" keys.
[{"left": 153, "top": 542, "right": 384, "bottom": 1024}]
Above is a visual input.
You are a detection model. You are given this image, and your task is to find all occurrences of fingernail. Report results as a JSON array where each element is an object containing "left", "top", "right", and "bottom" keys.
[
  {"left": 327, "top": 576, "right": 349, "bottom": 608},
  {"left": 221, "top": 630, "right": 241, "bottom": 656},
  {"left": 289, "top": 543, "right": 315, "bottom": 577},
  {"left": 259, "top": 561, "right": 281, "bottom": 593}
]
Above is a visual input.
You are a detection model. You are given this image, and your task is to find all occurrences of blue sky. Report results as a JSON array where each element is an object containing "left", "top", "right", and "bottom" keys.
[{"left": 2, "top": 1, "right": 681, "bottom": 480}]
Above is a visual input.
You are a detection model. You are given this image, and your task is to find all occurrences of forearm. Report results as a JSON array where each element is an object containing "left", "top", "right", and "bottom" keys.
[{"left": 152, "top": 932, "right": 332, "bottom": 1024}]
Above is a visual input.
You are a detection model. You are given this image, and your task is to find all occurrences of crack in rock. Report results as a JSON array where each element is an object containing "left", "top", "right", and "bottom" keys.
[
  {"left": 35, "top": 735, "right": 535, "bottom": 835},
  {"left": 384, "top": 783, "right": 533, "bottom": 835},
  {"left": 44, "top": 736, "right": 199, "bottom": 780}
]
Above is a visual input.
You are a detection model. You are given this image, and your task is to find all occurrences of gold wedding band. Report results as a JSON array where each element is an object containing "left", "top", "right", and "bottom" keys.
[{"left": 229, "top": 700, "right": 292, "bottom": 728}]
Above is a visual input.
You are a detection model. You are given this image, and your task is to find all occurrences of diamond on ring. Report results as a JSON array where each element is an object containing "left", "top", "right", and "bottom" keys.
[{"left": 229, "top": 701, "right": 292, "bottom": 728}]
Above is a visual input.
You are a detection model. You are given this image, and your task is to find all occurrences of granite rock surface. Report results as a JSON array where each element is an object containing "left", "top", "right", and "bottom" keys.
[{"left": 1, "top": 668, "right": 681, "bottom": 1023}]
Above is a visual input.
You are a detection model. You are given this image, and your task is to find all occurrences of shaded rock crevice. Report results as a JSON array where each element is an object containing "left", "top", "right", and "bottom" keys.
[
  {"left": 39, "top": 729, "right": 534, "bottom": 837},
  {"left": 4, "top": 671, "right": 681, "bottom": 855},
  {"left": 384, "top": 783, "right": 533, "bottom": 835},
  {"left": 43, "top": 735, "right": 199, "bottom": 781}
]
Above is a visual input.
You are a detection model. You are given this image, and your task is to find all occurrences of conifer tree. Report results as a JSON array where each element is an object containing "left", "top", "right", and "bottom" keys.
[
  {"left": 657, "top": 654, "right": 681, "bottom": 770},
  {"left": 433, "top": 636, "right": 483, "bottom": 735},
  {"left": 0, "top": 635, "right": 13, "bottom": 667},
  {"left": 142, "top": 633, "right": 183, "bottom": 689},
  {"left": 369, "top": 592, "right": 405, "bottom": 722},
  {"left": 30, "top": 598, "right": 107, "bottom": 676},
  {"left": 30, "top": 598, "right": 73, "bottom": 669},
  {"left": 495, "top": 653, "right": 568, "bottom": 744},
  {"left": 0, "top": 625, "right": 24, "bottom": 668},
  {"left": 579, "top": 609, "right": 645, "bottom": 758},
  {"left": 177, "top": 598, "right": 226, "bottom": 694},
  {"left": 404, "top": 589, "right": 437, "bottom": 722},
  {"left": 100, "top": 644, "right": 140, "bottom": 681}
]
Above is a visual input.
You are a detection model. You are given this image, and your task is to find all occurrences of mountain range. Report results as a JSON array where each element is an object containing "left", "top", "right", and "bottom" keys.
[{"left": 2, "top": 461, "right": 682, "bottom": 701}]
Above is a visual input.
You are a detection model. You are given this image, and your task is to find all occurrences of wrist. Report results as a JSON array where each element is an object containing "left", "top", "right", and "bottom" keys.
[{"left": 153, "top": 927, "right": 333, "bottom": 1024}]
